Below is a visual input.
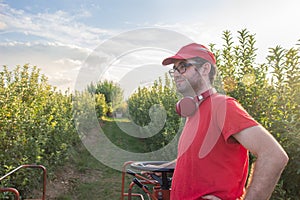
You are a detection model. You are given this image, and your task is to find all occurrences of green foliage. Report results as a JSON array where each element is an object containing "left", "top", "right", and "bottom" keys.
[
  {"left": 127, "top": 75, "right": 181, "bottom": 152},
  {"left": 212, "top": 30, "right": 300, "bottom": 199},
  {"left": 72, "top": 90, "right": 107, "bottom": 135},
  {"left": 266, "top": 45, "right": 300, "bottom": 198},
  {"left": 87, "top": 80, "right": 124, "bottom": 115},
  {"left": 0, "top": 65, "right": 78, "bottom": 198},
  {"left": 94, "top": 93, "right": 108, "bottom": 119}
]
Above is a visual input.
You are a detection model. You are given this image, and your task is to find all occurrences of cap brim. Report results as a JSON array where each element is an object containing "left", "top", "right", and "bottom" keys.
[{"left": 162, "top": 55, "right": 186, "bottom": 65}]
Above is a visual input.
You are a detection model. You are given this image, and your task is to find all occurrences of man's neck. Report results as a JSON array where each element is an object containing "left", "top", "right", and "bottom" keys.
[
  {"left": 195, "top": 84, "right": 213, "bottom": 96},
  {"left": 181, "top": 85, "right": 213, "bottom": 97}
]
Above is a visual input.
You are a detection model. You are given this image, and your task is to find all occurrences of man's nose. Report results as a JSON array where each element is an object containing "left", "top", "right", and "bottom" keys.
[{"left": 173, "top": 70, "right": 181, "bottom": 78}]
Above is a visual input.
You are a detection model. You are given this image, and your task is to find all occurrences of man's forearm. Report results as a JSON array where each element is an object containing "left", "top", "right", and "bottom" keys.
[
  {"left": 144, "top": 159, "right": 177, "bottom": 169},
  {"left": 161, "top": 159, "right": 177, "bottom": 168},
  {"left": 244, "top": 155, "right": 288, "bottom": 200}
]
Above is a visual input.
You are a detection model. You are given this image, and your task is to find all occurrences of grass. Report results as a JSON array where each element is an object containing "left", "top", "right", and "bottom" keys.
[
  {"left": 101, "top": 117, "right": 150, "bottom": 153},
  {"left": 52, "top": 118, "right": 148, "bottom": 200}
]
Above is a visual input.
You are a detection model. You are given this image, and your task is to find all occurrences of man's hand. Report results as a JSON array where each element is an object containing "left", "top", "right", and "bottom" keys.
[
  {"left": 141, "top": 160, "right": 176, "bottom": 181},
  {"left": 141, "top": 170, "right": 162, "bottom": 179}
]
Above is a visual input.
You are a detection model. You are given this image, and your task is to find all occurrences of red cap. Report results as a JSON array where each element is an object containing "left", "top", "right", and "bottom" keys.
[{"left": 162, "top": 43, "right": 216, "bottom": 65}]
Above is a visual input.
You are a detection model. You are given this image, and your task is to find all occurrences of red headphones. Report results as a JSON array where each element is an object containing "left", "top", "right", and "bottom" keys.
[{"left": 176, "top": 88, "right": 216, "bottom": 117}]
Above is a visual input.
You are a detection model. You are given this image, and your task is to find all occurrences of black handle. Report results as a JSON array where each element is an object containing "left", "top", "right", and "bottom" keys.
[
  {"left": 133, "top": 178, "right": 149, "bottom": 190},
  {"left": 150, "top": 174, "right": 163, "bottom": 185},
  {"left": 126, "top": 169, "right": 136, "bottom": 176},
  {"left": 133, "top": 177, "right": 143, "bottom": 188}
]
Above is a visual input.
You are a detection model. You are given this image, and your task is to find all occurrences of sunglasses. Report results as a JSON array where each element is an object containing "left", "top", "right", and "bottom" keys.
[{"left": 168, "top": 62, "right": 193, "bottom": 77}]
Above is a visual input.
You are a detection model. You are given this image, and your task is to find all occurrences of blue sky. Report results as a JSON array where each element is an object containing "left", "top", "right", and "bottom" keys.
[{"left": 0, "top": 0, "right": 299, "bottom": 94}]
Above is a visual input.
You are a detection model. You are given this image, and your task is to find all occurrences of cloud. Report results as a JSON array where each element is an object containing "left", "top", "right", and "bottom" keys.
[
  {"left": 0, "top": 21, "right": 7, "bottom": 29},
  {"left": 0, "top": 41, "right": 90, "bottom": 91},
  {"left": 53, "top": 58, "right": 83, "bottom": 66},
  {"left": 0, "top": 2, "right": 115, "bottom": 48}
]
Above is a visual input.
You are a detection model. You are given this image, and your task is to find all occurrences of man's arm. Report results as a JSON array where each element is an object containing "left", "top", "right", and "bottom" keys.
[
  {"left": 159, "top": 159, "right": 177, "bottom": 168},
  {"left": 144, "top": 159, "right": 177, "bottom": 169},
  {"left": 141, "top": 159, "right": 177, "bottom": 177},
  {"left": 233, "top": 125, "right": 289, "bottom": 200}
]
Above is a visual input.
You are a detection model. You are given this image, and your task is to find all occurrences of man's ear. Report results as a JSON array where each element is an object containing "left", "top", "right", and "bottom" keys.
[{"left": 201, "top": 62, "right": 211, "bottom": 75}]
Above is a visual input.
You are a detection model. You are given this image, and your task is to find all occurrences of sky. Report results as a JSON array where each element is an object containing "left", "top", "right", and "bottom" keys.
[{"left": 0, "top": 0, "right": 299, "bottom": 96}]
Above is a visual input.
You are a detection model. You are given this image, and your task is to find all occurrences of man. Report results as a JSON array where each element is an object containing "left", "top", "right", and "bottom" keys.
[{"left": 160, "top": 43, "right": 288, "bottom": 200}]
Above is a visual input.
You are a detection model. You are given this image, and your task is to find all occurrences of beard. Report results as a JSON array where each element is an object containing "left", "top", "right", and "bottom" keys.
[{"left": 175, "top": 74, "right": 203, "bottom": 97}]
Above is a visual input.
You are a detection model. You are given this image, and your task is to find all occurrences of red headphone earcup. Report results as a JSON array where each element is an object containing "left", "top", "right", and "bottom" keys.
[{"left": 176, "top": 97, "right": 198, "bottom": 117}]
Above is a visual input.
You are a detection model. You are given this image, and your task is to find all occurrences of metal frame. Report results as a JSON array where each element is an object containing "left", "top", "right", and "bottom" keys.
[
  {"left": 121, "top": 161, "right": 172, "bottom": 200},
  {"left": 0, "top": 164, "right": 47, "bottom": 200}
]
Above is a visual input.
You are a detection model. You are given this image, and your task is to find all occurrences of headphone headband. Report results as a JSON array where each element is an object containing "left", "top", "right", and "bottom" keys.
[{"left": 196, "top": 88, "right": 216, "bottom": 101}]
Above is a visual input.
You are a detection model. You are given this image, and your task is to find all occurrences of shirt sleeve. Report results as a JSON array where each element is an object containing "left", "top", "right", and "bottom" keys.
[{"left": 215, "top": 97, "right": 259, "bottom": 142}]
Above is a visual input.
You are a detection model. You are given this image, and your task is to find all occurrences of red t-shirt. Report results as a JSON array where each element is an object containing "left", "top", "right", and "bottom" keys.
[{"left": 171, "top": 94, "right": 258, "bottom": 200}]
